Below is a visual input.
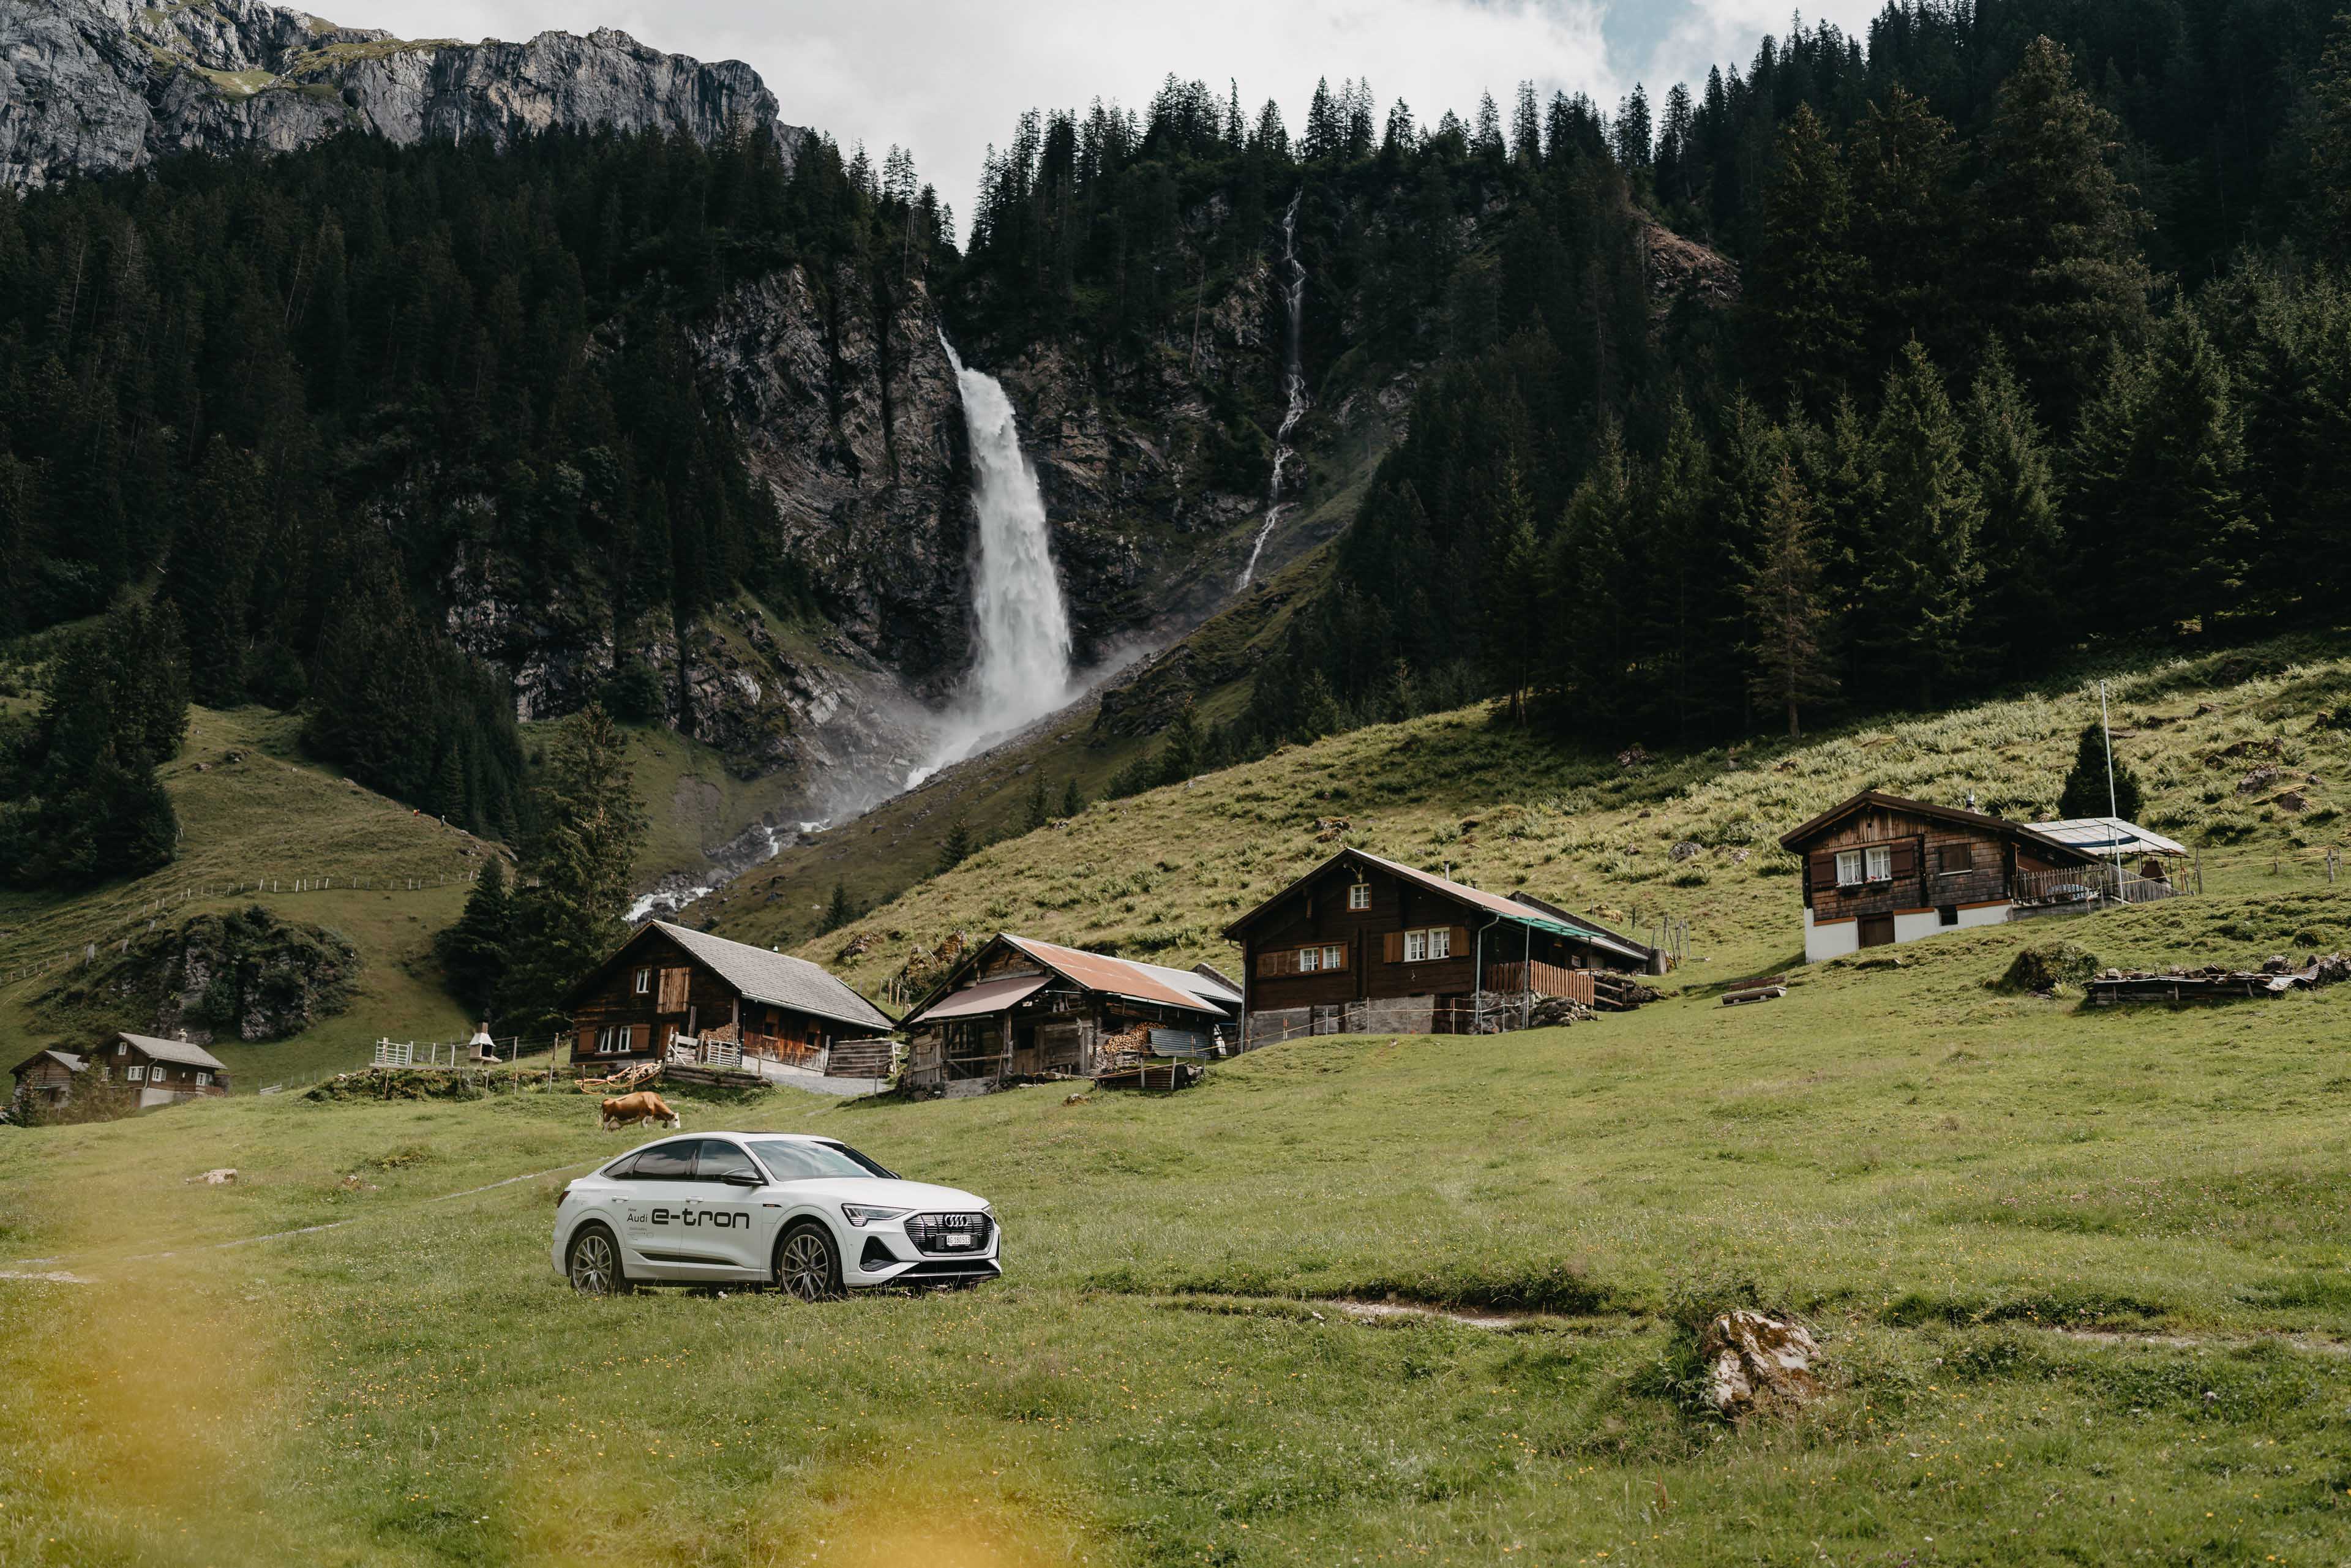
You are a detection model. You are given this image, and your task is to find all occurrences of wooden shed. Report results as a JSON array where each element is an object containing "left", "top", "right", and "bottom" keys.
[
  {"left": 1219, "top": 847, "right": 1663, "bottom": 1046},
  {"left": 896, "top": 934, "right": 1240, "bottom": 1097},
  {"left": 561, "top": 921, "right": 896, "bottom": 1071}
]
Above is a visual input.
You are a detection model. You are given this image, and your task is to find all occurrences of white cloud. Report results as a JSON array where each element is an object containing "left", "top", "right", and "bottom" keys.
[
  {"left": 336, "top": 0, "right": 1870, "bottom": 220},
  {"left": 344, "top": 0, "right": 1621, "bottom": 220}
]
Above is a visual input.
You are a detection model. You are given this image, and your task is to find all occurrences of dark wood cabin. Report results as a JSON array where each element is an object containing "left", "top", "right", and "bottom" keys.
[
  {"left": 896, "top": 933, "right": 1240, "bottom": 1097},
  {"left": 1778, "top": 789, "right": 2103, "bottom": 962},
  {"left": 1219, "top": 847, "right": 1663, "bottom": 1046},
  {"left": 562, "top": 921, "right": 895, "bottom": 1070},
  {"left": 9, "top": 1049, "right": 86, "bottom": 1109},
  {"left": 12, "top": 1033, "right": 232, "bottom": 1111}
]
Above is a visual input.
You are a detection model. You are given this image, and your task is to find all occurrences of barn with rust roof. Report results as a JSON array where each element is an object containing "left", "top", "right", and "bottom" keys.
[{"left": 894, "top": 934, "right": 1241, "bottom": 1096}]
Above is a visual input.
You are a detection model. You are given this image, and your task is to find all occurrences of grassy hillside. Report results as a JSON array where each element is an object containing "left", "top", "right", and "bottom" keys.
[
  {"left": 0, "top": 707, "right": 487, "bottom": 1089},
  {"left": 724, "top": 633, "right": 2351, "bottom": 997},
  {"left": 1, "top": 879, "right": 2347, "bottom": 1562}
]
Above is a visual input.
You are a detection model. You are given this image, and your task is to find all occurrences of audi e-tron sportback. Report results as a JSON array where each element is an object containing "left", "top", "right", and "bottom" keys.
[{"left": 552, "top": 1132, "right": 999, "bottom": 1298}]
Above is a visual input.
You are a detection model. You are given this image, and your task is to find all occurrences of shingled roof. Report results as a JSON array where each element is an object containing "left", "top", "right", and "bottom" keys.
[
  {"left": 899, "top": 934, "right": 1240, "bottom": 1027},
  {"left": 569, "top": 922, "right": 896, "bottom": 1032},
  {"left": 117, "top": 1033, "right": 229, "bottom": 1071}
]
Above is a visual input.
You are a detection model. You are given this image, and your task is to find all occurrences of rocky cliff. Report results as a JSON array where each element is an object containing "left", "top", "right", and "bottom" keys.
[{"left": 0, "top": 0, "right": 798, "bottom": 187}]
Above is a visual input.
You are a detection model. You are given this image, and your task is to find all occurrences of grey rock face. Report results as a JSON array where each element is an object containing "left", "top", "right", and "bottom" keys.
[{"left": 0, "top": 0, "right": 799, "bottom": 187}]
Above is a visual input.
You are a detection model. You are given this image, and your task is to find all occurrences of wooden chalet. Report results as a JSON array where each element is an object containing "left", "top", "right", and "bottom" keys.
[
  {"left": 562, "top": 920, "right": 896, "bottom": 1071},
  {"left": 12, "top": 1032, "right": 231, "bottom": 1111},
  {"left": 1220, "top": 847, "right": 1663, "bottom": 1046},
  {"left": 1779, "top": 789, "right": 2112, "bottom": 962},
  {"left": 895, "top": 934, "right": 1241, "bottom": 1097}
]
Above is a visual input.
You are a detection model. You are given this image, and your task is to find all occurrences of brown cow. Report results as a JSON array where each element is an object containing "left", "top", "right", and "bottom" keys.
[{"left": 600, "top": 1090, "right": 682, "bottom": 1132}]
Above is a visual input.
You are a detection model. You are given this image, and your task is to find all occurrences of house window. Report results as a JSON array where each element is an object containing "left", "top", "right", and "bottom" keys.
[
  {"left": 1299, "top": 947, "right": 1322, "bottom": 972},
  {"left": 116, "top": 1041, "right": 127, "bottom": 1056},
  {"left": 1939, "top": 842, "right": 1974, "bottom": 874},
  {"left": 1401, "top": 927, "right": 1452, "bottom": 962},
  {"left": 633, "top": 967, "right": 652, "bottom": 996},
  {"left": 1322, "top": 945, "right": 1344, "bottom": 969},
  {"left": 1864, "top": 845, "right": 1894, "bottom": 882},
  {"left": 1835, "top": 849, "right": 1864, "bottom": 886},
  {"left": 127, "top": 1065, "right": 145, "bottom": 1082},
  {"left": 1938, "top": 906, "right": 1959, "bottom": 926},
  {"left": 1347, "top": 882, "right": 1370, "bottom": 910},
  {"left": 596, "top": 1026, "right": 629, "bottom": 1055},
  {"left": 196, "top": 1072, "right": 211, "bottom": 1087}
]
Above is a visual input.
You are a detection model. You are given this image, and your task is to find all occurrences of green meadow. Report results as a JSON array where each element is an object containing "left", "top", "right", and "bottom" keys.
[{"left": 3, "top": 875, "right": 2349, "bottom": 1564}]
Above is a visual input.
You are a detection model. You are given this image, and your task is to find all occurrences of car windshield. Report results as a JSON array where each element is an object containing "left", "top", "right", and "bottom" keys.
[{"left": 745, "top": 1139, "right": 897, "bottom": 1182}]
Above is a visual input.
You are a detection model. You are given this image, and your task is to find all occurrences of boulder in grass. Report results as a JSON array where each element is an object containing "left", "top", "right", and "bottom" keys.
[
  {"left": 1700, "top": 1310, "right": 1820, "bottom": 1417},
  {"left": 1995, "top": 942, "right": 2101, "bottom": 995}
]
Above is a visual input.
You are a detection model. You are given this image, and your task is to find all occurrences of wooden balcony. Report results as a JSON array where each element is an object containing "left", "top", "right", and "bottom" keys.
[{"left": 1483, "top": 961, "right": 1595, "bottom": 1005}]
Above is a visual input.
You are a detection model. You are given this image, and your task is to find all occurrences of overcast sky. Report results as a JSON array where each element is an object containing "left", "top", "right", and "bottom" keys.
[{"left": 351, "top": 0, "right": 1887, "bottom": 222}]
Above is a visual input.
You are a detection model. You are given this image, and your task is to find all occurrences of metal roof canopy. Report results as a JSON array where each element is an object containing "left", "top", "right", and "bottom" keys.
[
  {"left": 2025, "top": 817, "right": 2189, "bottom": 857},
  {"left": 900, "top": 975, "right": 1051, "bottom": 1024}
]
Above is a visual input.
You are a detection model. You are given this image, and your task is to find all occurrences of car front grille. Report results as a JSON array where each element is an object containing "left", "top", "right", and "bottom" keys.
[{"left": 905, "top": 1211, "right": 993, "bottom": 1256}]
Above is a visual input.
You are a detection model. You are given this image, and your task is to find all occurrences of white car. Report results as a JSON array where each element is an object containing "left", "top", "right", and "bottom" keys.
[{"left": 551, "top": 1131, "right": 1000, "bottom": 1299}]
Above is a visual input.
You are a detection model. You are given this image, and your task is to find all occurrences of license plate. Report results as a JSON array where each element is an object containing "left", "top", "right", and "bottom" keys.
[{"left": 943, "top": 1233, "right": 973, "bottom": 1248}]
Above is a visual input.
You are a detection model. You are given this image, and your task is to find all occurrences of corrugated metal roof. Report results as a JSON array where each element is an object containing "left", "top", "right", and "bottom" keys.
[
  {"left": 1002, "top": 935, "right": 1237, "bottom": 1017},
  {"left": 119, "top": 1033, "right": 228, "bottom": 1071},
  {"left": 2026, "top": 817, "right": 2188, "bottom": 857},
  {"left": 899, "top": 975, "right": 1050, "bottom": 1024},
  {"left": 650, "top": 923, "right": 896, "bottom": 1031}
]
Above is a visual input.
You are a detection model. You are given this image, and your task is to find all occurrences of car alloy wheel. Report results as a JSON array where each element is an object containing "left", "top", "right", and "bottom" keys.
[
  {"left": 568, "top": 1226, "right": 623, "bottom": 1295},
  {"left": 778, "top": 1224, "right": 839, "bottom": 1302}
]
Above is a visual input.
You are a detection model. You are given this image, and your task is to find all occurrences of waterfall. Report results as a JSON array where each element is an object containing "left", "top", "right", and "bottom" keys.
[
  {"left": 913, "top": 334, "right": 1076, "bottom": 784},
  {"left": 1237, "top": 191, "right": 1310, "bottom": 590}
]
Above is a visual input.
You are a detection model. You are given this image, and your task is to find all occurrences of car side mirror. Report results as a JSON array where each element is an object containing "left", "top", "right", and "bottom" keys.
[{"left": 720, "top": 1169, "right": 763, "bottom": 1188}]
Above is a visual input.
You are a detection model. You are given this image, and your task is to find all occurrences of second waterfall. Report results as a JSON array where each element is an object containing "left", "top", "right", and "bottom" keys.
[
  {"left": 917, "top": 334, "right": 1077, "bottom": 782},
  {"left": 1238, "top": 191, "right": 1309, "bottom": 590}
]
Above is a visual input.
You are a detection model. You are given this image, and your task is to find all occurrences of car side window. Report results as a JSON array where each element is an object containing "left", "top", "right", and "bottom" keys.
[
  {"left": 695, "top": 1140, "right": 760, "bottom": 1182},
  {"left": 630, "top": 1141, "right": 696, "bottom": 1181},
  {"left": 603, "top": 1152, "right": 641, "bottom": 1179}
]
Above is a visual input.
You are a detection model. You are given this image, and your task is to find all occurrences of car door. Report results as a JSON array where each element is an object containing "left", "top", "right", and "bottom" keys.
[
  {"left": 616, "top": 1138, "right": 697, "bottom": 1275},
  {"left": 689, "top": 1138, "right": 774, "bottom": 1276}
]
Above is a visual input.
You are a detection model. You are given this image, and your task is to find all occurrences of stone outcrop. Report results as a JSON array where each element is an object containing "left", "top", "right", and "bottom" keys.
[
  {"left": 1699, "top": 1309, "right": 1820, "bottom": 1418},
  {"left": 47, "top": 904, "right": 361, "bottom": 1043},
  {"left": 0, "top": 0, "right": 800, "bottom": 187}
]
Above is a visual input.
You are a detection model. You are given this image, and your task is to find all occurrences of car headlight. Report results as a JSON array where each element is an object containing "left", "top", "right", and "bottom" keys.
[{"left": 840, "top": 1204, "right": 912, "bottom": 1228}]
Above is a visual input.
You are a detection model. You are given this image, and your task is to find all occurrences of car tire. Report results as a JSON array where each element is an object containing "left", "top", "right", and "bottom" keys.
[
  {"left": 566, "top": 1222, "right": 630, "bottom": 1296},
  {"left": 774, "top": 1220, "right": 842, "bottom": 1302}
]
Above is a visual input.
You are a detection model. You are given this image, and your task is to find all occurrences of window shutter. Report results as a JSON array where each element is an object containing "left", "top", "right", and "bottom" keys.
[
  {"left": 630, "top": 1024, "right": 650, "bottom": 1052},
  {"left": 1889, "top": 839, "right": 1919, "bottom": 877},
  {"left": 576, "top": 1026, "right": 596, "bottom": 1059},
  {"left": 1382, "top": 931, "right": 1403, "bottom": 964},
  {"left": 1807, "top": 850, "right": 1835, "bottom": 891},
  {"left": 1450, "top": 925, "right": 1470, "bottom": 958},
  {"left": 1256, "top": 949, "right": 1280, "bottom": 978}
]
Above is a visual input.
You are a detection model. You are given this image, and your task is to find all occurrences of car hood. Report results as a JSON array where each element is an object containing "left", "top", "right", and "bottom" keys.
[{"left": 770, "top": 1177, "right": 988, "bottom": 1211}]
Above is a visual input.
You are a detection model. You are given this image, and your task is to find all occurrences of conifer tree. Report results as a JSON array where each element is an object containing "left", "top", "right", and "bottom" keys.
[
  {"left": 1022, "top": 772, "right": 1050, "bottom": 831},
  {"left": 1543, "top": 426, "right": 1635, "bottom": 733},
  {"left": 2057, "top": 720, "right": 2145, "bottom": 820},
  {"left": 936, "top": 816, "right": 976, "bottom": 874},
  {"left": 1860, "top": 340, "right": 1984, "bottom": 707},
  {"left": 1481, "top": 460, "right": 1547, "bottom": 726},
  {"left": 1963, "top": 346, "right": 2066, "bottom": 673},
  {"left": 436, "top": 857, "right": 514, "bottom": 1015},
  {"left": 2308, "top": 12, "right": 2351, "bottom": 261},
  {"left": 1745, "top": 105, "right": 1863, "bottom": 411},
  {"left": 820, "top": 879, "right": 858, "bottom": 935},
  {"left": 1971, "top": 36, "right": 2152, "bottom": 424},
  {"left": 1845, "top": 86, "right": 1962, "bottom": 370},
  {"left": 1742, "top": 459, "right": 1839, "bottom": 738},
  {"left": 497, "top": 705, "right": 647, "bottom": 1032},
  {"left": 1060, "top": 778, "right": 1085, "bottom": 820},
  {"left": 1158, "top": 699, "right": 1205, "bottom": 782}
]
